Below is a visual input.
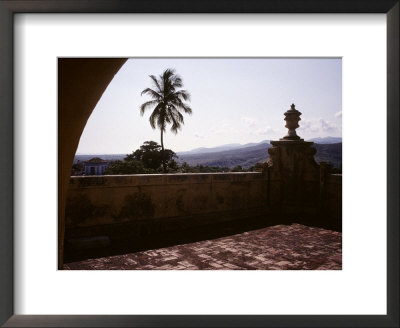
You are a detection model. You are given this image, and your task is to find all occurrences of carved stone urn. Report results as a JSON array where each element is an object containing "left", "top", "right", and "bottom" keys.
[
  {"left": 267, "top": 103, "right": 320, "bottom": 216},
  {"left": 281, "top": 103, "right": 302, "bottom": 141}
]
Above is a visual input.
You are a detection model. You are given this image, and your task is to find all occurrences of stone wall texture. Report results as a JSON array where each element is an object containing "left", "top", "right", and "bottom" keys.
[
  {"left": 64, "top": 171, "right": 341, "bottom": 262},
  {"left": 66, "top": 172, "right": 268, "bottom": 228}
]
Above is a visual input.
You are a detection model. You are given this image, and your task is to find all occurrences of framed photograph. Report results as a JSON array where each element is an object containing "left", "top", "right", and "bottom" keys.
[
  {"left": 62, "top": 57, "right": 344, "bottom": 270},
  {"left": 1, "top": 1, "right": 398, "bottom": 327}
]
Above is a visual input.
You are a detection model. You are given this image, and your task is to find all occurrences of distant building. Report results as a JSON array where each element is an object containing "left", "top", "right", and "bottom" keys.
[{"left": 84, "top": 157, "right": 109, "bottom": 175}]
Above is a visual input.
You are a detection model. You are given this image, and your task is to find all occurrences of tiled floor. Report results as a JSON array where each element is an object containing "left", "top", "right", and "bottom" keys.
[{"left": 64, "top": 224, "right": 342, "bottom": 270}]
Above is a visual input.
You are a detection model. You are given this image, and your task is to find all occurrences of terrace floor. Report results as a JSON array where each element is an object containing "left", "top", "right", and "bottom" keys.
[{"left": 63, "top": 223, "right": 342, "bottom": 270}]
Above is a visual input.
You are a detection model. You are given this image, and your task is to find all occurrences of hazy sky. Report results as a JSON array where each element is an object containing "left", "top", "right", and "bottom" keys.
[{"left": 76, "top": 58, "right": 342, "bottom": 154}]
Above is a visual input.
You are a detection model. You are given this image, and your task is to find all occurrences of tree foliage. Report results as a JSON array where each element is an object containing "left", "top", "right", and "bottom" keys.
[
  {"left": 104, "top": 141, "right": 258, "bottom": 175},
  {"left": 105, "top": 141, "right": 178, "bottom": 174},
  {"left": 140, "top": 69, "right": 192, "bottom": 172},
  {"left": 126, "top": 141, "right": 177, "bottom": 170},
  {"left": 105, "top": 159, "right": 147, "bottom": 175}
]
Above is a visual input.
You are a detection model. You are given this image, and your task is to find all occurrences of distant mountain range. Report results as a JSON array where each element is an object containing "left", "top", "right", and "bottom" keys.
[
  {"left": 75, "top": 136, "right": 342, "bottom": 169},
  {"left": 177, "top": 142, "right": 272, "bottom": 168},
  {"left": 177, "top": 140, "right": 270, "bottom": 155},
  {"left": 307, "top": 136, "right": 342, "bottom": 144},
  {"left": 177, "top": 136, "right": 341, "bottom": 155},
  {"left": 177, "top": 141, "right": 342, "bottom": 169}
]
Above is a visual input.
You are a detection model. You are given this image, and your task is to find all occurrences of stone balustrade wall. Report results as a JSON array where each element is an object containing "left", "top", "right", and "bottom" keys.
[
  {"left": 65, "top": 172, "right": 342, "bottom": 261},
  {"left": 65, "top": 171, "right": 342, "bottom": 231},
  {"left": 64, "top": 171, "right": 341, "bottom": 262},
  {"left": 65, "top": 172, "right": 269, "bottom": 229}
]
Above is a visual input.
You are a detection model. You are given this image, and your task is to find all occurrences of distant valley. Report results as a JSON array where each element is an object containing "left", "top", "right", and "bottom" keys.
[
  {"left": 178, "top": 140, "right": 270, "bottom": 155},
  {"left": 75, "top": 137, "right": 342, "bottom": 169},
  {"left": 177, "top": 142, "right": 272, "bottom": 168},
  {"left": 307, "top": 136, "right": 342, "bottom": 144},
  {"left": 177, "top": 141, "right": 342, "bottom": 169}
]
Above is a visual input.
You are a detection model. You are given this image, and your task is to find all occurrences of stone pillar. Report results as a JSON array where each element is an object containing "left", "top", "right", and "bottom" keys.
[{"left": 267, "top": 104, "right": 320, "bottom": 220}]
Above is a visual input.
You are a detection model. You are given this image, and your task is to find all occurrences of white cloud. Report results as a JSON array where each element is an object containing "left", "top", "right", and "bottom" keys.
[
  {"left": 298, "top": 118, "right": 341, "bottom": 136},
  {"left": 212, "top": 129, "right": 226, "bottom": 136},
  {"left": 299, "top": 119, "right": 319, "bottom": 133},
  {"left": 334, "top": 111, "right": 342, "bottom": 118},
  {"left": 242, "top": 117, "right": 257, "bottom": 128},
  {"left": 211, "top": 123, "right": 232, "bottom": 136},
  {"left": 319, "top": 118, "right": 337, "bottom": 133},
  {"left": 254, "top": 127, "right": 280, "bottom": 137}
]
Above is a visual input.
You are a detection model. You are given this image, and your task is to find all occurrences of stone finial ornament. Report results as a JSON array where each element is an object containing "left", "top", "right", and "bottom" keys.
[
  {"left": 267, "top": 103, "right": 321, "bottom": 215},
  {"left": 281, "top": 103, "right": 302, "bottom": 141}
]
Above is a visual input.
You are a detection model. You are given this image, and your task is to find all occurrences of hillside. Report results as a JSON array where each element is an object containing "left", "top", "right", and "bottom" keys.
[
  {"left": 74, "top": 140, "right": 342, "bottom": 170},
  {"left": 313, "top": 143, "right": 342, "bottom": 168},
  {"left": 308, "top": 136, "right": 342, "bottom": 144},
  {"left": 177, "top": 142, "right": 272, "bottom": 168},
  {"left": 177, "top": 142, "right": 342, "bottom": 169},
  {"left": 178, "top": 140, "right": 270, "bottom": 155}
]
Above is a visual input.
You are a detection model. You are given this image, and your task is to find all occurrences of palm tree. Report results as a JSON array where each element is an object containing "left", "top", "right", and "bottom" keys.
[{"left": 140, "top": 68, "right": 192, "bottom": 172}]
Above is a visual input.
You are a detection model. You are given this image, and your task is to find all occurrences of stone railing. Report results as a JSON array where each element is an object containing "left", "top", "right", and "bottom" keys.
[
  {"left": 64, "top": 172, "right": 272, "bottom": 261},
  {"left": 64, "top": 171, "right": 341, "bottom": 261},
  {"left": 65, "top": 172, "right": 269, "bottom": 229},
  {"left": 65, "top": 170, "right": 342, "bottom": 230}
]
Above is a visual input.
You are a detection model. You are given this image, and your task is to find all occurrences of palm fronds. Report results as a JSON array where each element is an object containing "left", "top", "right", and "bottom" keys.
[{"left": 139, "top": 68, "right": 192, "bottom": 139}]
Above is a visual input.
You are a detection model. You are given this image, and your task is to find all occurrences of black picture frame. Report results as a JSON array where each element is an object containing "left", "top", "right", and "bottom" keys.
[{"left": 0, "top": 1, "right": 398, "bottom": 327}]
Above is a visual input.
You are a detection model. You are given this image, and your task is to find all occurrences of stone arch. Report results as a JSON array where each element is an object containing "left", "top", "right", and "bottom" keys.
[{"left": 58, "top": 58, "right": 127, "bottom": 268}]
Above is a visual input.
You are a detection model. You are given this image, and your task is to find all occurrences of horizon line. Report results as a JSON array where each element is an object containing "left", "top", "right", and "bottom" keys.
[{"left": 75, "top": 136, "right": 342, "bottom": 156}]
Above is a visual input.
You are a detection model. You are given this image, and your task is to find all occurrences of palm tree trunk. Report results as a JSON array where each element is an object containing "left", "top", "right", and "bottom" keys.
[{"left": 161, "top": 129, "right": 167, "bottom": 173}]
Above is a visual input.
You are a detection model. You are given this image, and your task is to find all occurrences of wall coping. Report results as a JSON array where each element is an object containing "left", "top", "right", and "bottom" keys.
[
  {"left": 69, "top": 172, "right": 265, "bottom": 188},
  {"left": 71, "top": 172, "right": 262, "bottom": 178}
]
